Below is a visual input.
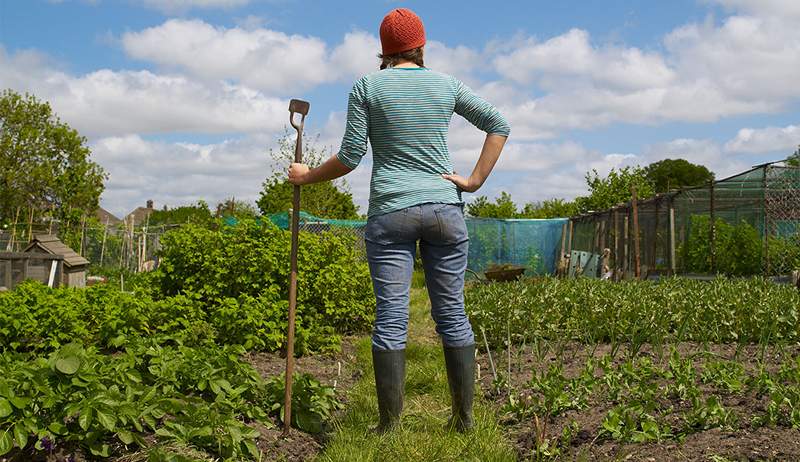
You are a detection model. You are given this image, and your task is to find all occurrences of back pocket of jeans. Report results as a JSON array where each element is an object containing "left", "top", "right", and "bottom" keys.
[{"left": 434, "top": 205, "right": 468, "bottom": 245}]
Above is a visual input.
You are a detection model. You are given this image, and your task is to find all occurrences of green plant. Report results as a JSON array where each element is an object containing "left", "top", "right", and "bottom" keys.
[{"left": 265, "top": 373, "right": 342, "bottom": 433}]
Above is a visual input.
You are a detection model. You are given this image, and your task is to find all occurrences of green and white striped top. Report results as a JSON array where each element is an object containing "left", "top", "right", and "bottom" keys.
[{"left": 337, "top": 67, "right": 510, "bottom": 218}]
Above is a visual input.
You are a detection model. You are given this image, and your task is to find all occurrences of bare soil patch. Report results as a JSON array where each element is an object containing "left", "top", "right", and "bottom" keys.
[{"left": 478, "top": 342, "right": 800, "bottom": 461}]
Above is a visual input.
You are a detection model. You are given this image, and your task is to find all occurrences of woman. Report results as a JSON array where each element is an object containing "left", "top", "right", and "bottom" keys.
[{"left": 288, "top": 7, "right": 509, "bottom": 433}]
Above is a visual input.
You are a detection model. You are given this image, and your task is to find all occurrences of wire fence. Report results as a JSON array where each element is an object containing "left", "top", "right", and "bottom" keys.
[
  {"left": 567, "top": 163, "right": 800, "bottom": 278},
  {"left": 0, "top": 219, "right": 172, "bottom": 273}
]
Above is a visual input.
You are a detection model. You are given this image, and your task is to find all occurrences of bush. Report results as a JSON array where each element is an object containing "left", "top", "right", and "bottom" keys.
[
  {"left": 155, "top": 220, "right": 374, "bottom": 347},
  {"left": 681, "top": 215, "right": 762, "bottom": 275}
]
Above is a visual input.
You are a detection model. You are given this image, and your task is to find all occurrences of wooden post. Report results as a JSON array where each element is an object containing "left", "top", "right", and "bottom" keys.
[
  {"left": 632, "top": 186, "right": 641, "bottom": 279},
  {"left": 100, "top": 217, "right": 109, "bottom": 266},
  {"left": 143, "top": 214, "right": 149, "bottom": 266},
  {"left": 558, "top": 221, "right": 567, "bottom": 272},
  {"left": 763, "top": 165, "right": 770, "bottom": 275},
  {"left": 599, "top": 217, "right": 606, "bottom": 254},
  {"left": 7, "top": 207, "right": 20, "bottom": 251},
  {"left": 567, "top": 219, "right": 574, "bottom": 255},
  {"left": 613, "top": 210, "right": 620, "bottom": 272},
  {"left": 669, "top": 200, "right": 676, "bottom": 274},
  {"left": 119, "top": 217, "right": 126, "bottom": 269},
  {"left": 652, "top": 198, "right": 660, "bottom": 269},
  {"left": 79, "top": 215, "right": 86, "bottom": 256},
  {"left": 593, "top": 221, "right": 600, "bottom": 255},
  {"left": 27, "top": 207, "right": 34, "bottom": 244},
  {"left": 709, "top": 180, "right": 716, "bottom": 273},
  {"left": 623, "top": 213, "right": 629, "bottom": 276}
]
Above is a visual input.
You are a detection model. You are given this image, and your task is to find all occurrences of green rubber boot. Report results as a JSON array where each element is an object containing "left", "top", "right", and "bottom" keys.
[
  {"left": 443, "top": 344, "right": 476, "bottom": 432},
  {"left": 372, "top": 348, "right": 405, "bottom": 433}
]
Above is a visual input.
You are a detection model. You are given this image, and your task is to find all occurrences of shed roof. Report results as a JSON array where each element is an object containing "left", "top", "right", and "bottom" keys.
[{"left": 23, "top": 235, "right": 89, "bottom": 268}]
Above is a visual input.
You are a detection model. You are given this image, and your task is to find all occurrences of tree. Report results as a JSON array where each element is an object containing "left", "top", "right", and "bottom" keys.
[
  {"left": 520, "top": 198, "right": 579, "bottom": 218},
  {"left": 787, "top": 146, "right": 800, "bottom": 167},
  {"left": 148, "top": 201, "right": 214, "bottom": 226},
  {"left": 466, "top": 192, "right": 518, "bottom": 218},
  {"left": 257, "top": 130, "right": 359, "bottom": 219},
  {"left": 0, "top": 89, "right": 105, "bottom": 224},
  {"left": 644, "top": 158, "right": 714, "bottom": 193},
  {"left": 575, "top": 166, "right": 655, "bottom": 213}
]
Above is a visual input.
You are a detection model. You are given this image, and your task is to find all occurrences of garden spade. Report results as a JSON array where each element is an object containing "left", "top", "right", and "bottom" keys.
[{"left": 283, "top": 98, "right": 309, "bottom": 435}]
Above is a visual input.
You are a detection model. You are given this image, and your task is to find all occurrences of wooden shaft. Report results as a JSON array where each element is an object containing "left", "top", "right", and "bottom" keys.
[{"left": 283, "top": 124, "right": 303, "bottom": 435}]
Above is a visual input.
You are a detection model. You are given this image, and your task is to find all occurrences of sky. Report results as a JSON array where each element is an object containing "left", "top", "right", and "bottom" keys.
[{"left": 1, "top": 0, "right": 799, "bottom": 217}]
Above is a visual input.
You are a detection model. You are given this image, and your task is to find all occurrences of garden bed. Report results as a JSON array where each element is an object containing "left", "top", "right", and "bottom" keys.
[
  {"left": 466, "top": 277, "right": 800, "bottom": 461},
  {"left": 477, "top": 342, "right": 800, "bottom": 461}
]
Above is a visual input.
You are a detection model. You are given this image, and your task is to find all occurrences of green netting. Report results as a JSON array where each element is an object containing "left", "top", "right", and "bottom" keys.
[
  {"left": 569, "top": 164, "right": 800, "bottom": 276},
  {"left": 266, "top": 211, "right": 366, "bottom": 230},
  {"left": 226, "top": 212, "right": 569, "bottom": 275},
  {"left": 466, "top": 218, "right": 568, "bottom": 275}
]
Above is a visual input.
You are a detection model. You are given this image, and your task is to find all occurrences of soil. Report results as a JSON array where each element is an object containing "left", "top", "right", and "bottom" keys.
[
  {"left": 245, "top": 336, "right": 362, "bottom": 461},
  {"left": 477, "top": 342, "right": 800, "bottom": 461}
]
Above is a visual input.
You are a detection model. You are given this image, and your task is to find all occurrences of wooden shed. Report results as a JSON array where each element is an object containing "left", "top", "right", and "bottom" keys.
[
  {"left": 0, "top": 252, "right": 64, "bottom": 290},
  {"left": 23, "top": 235, "right": 89, "bottom": 288}
]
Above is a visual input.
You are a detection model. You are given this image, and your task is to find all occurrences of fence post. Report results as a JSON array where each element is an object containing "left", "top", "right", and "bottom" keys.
[
  {"left": 669, "top": 199, "right": 676, "bottom": 274},
  {"left": 709, "top": 180, "right": 716, "bottom": 273},
  {"left": 79, "top": 214, "right": 86, "bottom": 256},
  {"left": 558, "top": 221, "right": 567, "bottom": 272},
  {"left": 27, "top": 207, "right": 34, "bottom": 245},
  {"left": 100, "top": 217, "right": 109, "bottom": 266},
  {"left": 613, "top": 209, "right": 619, "bottom": 273},
  {"left": 623, "top": 213, "right": 629, "bottom": 277},
  {"left": 632, "top": 186, "right": 641, "bottom": 279},
  {"left": 7, "top": 207, "right": 20, "bottom": 251},
  {"left": 652, "top": 198, "right": 660, "bottom": 270},
  {"left": 763, "top": 165, "right": 770, "bottom": 276},
  {"left": 567, "top": 219, "right": 574, "bottom": 255}
]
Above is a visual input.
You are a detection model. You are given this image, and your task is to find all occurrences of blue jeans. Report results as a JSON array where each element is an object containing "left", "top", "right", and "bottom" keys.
[{"left": 365, "top": 203, "right": 474, "bottom": 350}]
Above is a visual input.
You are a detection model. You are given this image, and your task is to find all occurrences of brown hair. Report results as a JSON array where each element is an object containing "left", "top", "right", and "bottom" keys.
[{"left": 379, "top": 46, "right": 424, "bottom": 70}]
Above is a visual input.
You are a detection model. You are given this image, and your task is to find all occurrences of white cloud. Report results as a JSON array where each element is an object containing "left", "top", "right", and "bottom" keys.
[
  {"left": 121, "top": 20, "right": 484, "bottom": 95},
  {"left": 494, "top": 29, "right": 675, "bottom": 91},
  {"left": 122, "top": 19, "right": 330, "bottom": 94},
  {"left": 710, "top": 0, "right": 800, "bottom": 18},
  {"left": 724, "top": 124, "right": 800, "bottom": 154},
  {"left": 488, "top": 7, "right": 800, "bottom": 137},
  {"left": 93, "top": 134, "right": 272, "bottom": 217},
  {"left": 0, "top": 47, "right": 287, "bottom": 137}
]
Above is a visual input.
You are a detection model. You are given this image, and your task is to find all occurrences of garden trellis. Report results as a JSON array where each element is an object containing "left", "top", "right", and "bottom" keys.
[{"left": 568, "top": 161, "right": 800, "bottom": 278}]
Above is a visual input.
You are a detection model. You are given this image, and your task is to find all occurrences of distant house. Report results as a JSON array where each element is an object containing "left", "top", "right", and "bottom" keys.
[
  {"left": 96, "top": 206, "right": 122, "bottom": 227},
  {"left": 124, "top": 200, "right": 155, "bottom": 227},
  {"left": 23, "top": 235, "right": 89, "bottom": 288}
]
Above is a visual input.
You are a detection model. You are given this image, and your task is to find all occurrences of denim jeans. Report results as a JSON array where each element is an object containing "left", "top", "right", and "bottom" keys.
[{"left": 365, "top": 203, "right": 474, "bottom": 350}]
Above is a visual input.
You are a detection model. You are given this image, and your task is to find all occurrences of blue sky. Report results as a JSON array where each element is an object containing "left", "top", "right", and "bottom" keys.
[{"left": 1, "top": 0, "right": 799, "bottom": 217}]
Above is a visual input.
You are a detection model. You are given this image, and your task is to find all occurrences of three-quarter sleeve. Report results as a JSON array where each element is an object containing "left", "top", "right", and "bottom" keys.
[
  {"left": 336, "top": 79, "right": 369, "bottom": 169},
  {"left": 453, "top": 80, "right": 511, "bottom": 136}
]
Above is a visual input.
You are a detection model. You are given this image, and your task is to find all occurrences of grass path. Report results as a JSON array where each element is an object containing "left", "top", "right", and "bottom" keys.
[{"left": 316, "top": 286, "right": 516, "bottom": 462}]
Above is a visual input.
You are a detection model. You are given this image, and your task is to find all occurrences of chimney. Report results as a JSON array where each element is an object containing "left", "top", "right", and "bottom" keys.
[{"left": 146, "top": 199, "right": 154, "bottom": 209}]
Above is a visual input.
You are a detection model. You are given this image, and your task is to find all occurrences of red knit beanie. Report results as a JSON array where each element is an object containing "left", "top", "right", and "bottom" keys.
[{"left": 380, "top": 8, "right": 426, "bottom": 55}]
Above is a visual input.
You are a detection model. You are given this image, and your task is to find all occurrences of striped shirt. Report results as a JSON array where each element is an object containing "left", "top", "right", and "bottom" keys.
[{"left": 337, "top": 67, "right": 510, "bottom": 217}]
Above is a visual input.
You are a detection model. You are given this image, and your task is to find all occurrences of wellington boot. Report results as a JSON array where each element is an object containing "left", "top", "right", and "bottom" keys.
[
  {"left": 372, "top": 348, "right": 405, "bottom": 433},
  {"left": 443, "top": 344, "right": 475, "bottom": 432}
]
